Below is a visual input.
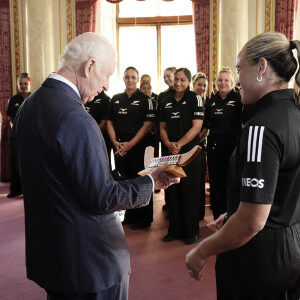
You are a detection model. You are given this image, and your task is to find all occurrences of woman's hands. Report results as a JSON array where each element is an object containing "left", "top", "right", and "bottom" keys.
[{"left": 207, "top": 213, "right": 227, "bottom": 232}]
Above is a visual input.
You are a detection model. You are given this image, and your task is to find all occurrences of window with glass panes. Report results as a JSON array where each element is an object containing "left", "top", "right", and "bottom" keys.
[{"left": 116, "top": 0, "right": 196, "bottom": 95}]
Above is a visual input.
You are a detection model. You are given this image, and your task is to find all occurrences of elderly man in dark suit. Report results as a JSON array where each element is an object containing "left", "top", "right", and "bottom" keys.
[{"left": 13, "top": 32, "right": 179, "bottom": 300}]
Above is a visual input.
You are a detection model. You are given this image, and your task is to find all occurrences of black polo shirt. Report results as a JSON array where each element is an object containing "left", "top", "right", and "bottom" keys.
[
  {"left": 7, "top": 93, "right": 28, "bottom": 123},
  {"left": 227, "top": 89, "right": 300, "bottom": 228},
  {"left": 108, "top": 89, "right": 155, "bottom": 141},
  {"left": 203, "top": 89, "right": 242, "bottom": 136},
  {"left": 157, "top": 88, "right": 173, "bottom": 107},
  {"left": 159, "top": 89, "right": 204, "bottom": 149},
  {"left": 85, "top": 91, "right": 111, "bottom": 124}
]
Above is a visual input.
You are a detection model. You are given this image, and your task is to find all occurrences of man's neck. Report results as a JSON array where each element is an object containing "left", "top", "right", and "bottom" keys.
[{"left": 56, "top": 68, "right": 77, "bottom": 86}]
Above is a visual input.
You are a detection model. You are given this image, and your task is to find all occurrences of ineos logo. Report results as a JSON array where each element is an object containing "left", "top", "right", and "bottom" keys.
[{"left": 242, "top": 178, "right": 264, "bottom": 188}]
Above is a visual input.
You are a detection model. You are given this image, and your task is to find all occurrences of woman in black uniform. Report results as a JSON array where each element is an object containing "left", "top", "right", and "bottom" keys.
[
  {"left": 186, "top": 32, "right": 300, "bottom": 300},
  {"left": 85, "top": 91, "right": 113, "bottom": 169},
  {"left": 157, "top": 67, "right": 176, "bottom": 207},
  {"left": 160, "top": 68, "right": 204, "bottom": 245},
  {"left": 107, "top": 66, "right": 155, "bottom": 230},
  {"left": 200, "top": 67, "right": 242, "bottom": 220},
  {"left": 158, "top": 67, "right": 176, "bottom": 103},
  {"left": 192, "top": 72, "right": 209, "bottom": 220}
]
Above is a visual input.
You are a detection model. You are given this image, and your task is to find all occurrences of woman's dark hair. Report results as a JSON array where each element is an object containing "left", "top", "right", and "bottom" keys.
[
  {"left": 17, "top": 72, "right": 31, "bottom": 83},
  {"left": 124, "top": 66, "right": 139, "bottom": 78},
  {"left": 175, "top": 67, "right": 192, "bottom": 81}
]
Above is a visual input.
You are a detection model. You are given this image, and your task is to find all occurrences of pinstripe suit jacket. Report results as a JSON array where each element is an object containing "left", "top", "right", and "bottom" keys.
[{"left": 13, "top": 78, "right": 153, "bottom": 293}]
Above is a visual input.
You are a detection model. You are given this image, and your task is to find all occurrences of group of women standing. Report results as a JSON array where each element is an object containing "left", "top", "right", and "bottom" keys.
[
  {"left": 95, "top": 60, "right": 243, "bottom": 245},
  {"left": 85, "top": 31, "right": 300, "bottom": 299}
]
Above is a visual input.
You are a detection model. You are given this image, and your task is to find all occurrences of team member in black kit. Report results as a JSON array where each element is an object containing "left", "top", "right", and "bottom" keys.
[
  {"left": 157, "top": 67, "right": 176, "bottom": 106},
  {"left": 157, "top": 67, "right": 176, "bottom": 208},
  {"left": 186, "top": 32, "right": 300, "bottom": 300},
  {"left": 85, "top": 91, "right": 113, "bottom": 169},
  {"left": 107, "top": 66, "right": 155, "bottom": 230},
  {"left": 200, "top": 67, "right": 242, "bottom": 220},
  {"left": 160, "top": 68, "right": 204, "bottom": 245},
  {"left": 6, "top": 72, "right": 32, "bottom": 198},
  {"left": 192, "top": 72, "right": 209, "bottom": 220}
]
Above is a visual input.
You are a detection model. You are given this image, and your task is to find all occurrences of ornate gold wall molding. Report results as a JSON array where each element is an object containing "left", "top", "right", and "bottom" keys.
[
  {"left": 10, "top": 0, "right": 20, "bottom": 92},
  {"left": 265, "top": 0, "right": 271, "bottom": 31},
  {"left": 66, "top": 0, "right": 73, "bottom": 43},
  {"left": 212, "top": 0, "right": 218, "bottom": 81},
  {"left": 265, "top": 0, "right": 275, "bottom": 32}
]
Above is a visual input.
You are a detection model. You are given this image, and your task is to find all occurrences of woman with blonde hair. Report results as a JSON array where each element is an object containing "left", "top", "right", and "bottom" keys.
[{"left": 200, "top": 67, "right": 242, "bottom": 220}]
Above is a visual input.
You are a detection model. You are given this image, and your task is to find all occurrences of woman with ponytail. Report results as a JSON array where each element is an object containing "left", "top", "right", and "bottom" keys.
[{"left": 186, "top": 32, "right": 300, "bottom": 300}]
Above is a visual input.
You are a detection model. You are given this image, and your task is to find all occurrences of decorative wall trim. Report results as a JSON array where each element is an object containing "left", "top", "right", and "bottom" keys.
[
  {"left": 66, "top": 0, "right": 73, "bottom": 43},
  {"left": 265, "top": 0, "right": 275, "bottom": 31},
  {"left": 10, "top": 0, "right": 20, "bottom": 91},
  {"left": 265, "top": 0, "right": 271, "bottom": 31},
  {"left": 212, "top": 0, "right": 218, "bottom": 81},
  {"left": 256, "top": 0, "right": 259, "bottom": 34}
]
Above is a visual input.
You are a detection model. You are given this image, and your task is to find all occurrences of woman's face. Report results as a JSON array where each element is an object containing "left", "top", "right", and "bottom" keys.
[
  {"left": 236, "top": 50, "right": 260, "bottom": 104},
  {"left": 141, "top": 75, "right": 151, "bottom": 84},
  {"left": 124, "top": 69, "right": 139, "bottom": 90},
  {"left": 18, "top": 77, "right": 31, "bottom": 93},
  {"left": 163, "top": 70, "right": 175, "bottom": 87},
  {"left": 174, "top": 71, "right": 190, "bottom": 93},
  {"left": 217, "top": 72, "right": 233, "bottom": 96},
  {"left": 140, "top": 83, "right": 152, "bottom": 97},
  {"left": 193, "top": 78, "right": 208, "bottom": 97}
]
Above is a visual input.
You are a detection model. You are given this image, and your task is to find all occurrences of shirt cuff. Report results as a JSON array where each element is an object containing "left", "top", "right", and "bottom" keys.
[{"left": 147, "top": 174, "right": 155, "bottom": 190}]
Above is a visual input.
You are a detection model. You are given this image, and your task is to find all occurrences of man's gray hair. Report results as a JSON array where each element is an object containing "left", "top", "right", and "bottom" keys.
[{"left": 60, "top": 32, "right": 116, "bottom": 74}]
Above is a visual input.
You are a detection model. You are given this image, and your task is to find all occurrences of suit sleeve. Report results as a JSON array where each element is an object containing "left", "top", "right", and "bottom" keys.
[{"left": 56, "top": 110, "right": 153, "bottom": 214}]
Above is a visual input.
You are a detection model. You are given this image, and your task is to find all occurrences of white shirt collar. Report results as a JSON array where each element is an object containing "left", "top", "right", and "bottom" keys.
[{"left": 49, "top": 73, "right": 81, "bottom": 98}]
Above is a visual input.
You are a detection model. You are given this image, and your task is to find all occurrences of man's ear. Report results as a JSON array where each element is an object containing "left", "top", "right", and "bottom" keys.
[{"left": 84, "top": 58, "right": 96, "bottom": 78}]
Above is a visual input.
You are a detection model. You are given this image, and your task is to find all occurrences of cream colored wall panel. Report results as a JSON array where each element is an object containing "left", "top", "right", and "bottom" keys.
[
  {"left": 219, "top": 0, "right": 248, "bottom": 79},
  {"left": 248, "top": 0, "right": 257, "bottom": 39},
  {"left": 23, "top": 0, "right": 56, "bottom": 91},
  {"left": 256, "top": 0, "right": 265, "bottom": 33},
  {"left": 10, "top": 0, "right": 75, "bottom": 93}
]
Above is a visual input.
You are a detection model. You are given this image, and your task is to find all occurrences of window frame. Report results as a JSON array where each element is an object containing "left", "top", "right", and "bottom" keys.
[{"left": 116, "top": 11, "right": 193, "bottom": 92}]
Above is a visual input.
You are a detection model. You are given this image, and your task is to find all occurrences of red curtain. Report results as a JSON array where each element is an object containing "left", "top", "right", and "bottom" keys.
[
  {"left": 275, "top": 0, "right": 298, "bottom": 40},
  {"left": 76, "top": 0, "right": 98, "bottom": 35},
  {"left": 0, "top": 0, "right": 12, "bottom": 181},
  {"left": 192, "top": 0, "right": 210, "bottom": 77}
]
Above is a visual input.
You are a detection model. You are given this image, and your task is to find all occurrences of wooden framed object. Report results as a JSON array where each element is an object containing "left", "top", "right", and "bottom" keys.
[{"left": 138, "top": 145, "right": 202, "bottom": 177}]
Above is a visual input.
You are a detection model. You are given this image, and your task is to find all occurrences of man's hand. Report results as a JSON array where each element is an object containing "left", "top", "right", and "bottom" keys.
[{"left": 150, "top": 162, "right": 180, "bottom": 189}]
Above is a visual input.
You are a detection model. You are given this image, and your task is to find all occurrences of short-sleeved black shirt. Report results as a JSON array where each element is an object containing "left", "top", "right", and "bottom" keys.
[
  {"left": 227, "top": 89, "right": 300, "bottom": 228},
  {"left": 203, "top": 90, "right": 242, "bottom": 136},
  {"left": 159, "top": 88, "right": 204, "bottom": 150},
  {"left": 157, "top": 88, "right": 173, "bottom": 107},
  {"left": 108, "top": 89, "right": 155, "bottom": 141},
  {"left": 85, "top": 91, "right": 111, "bottom": 125},
  {"left": 7, "top": 93, "right": 28, "bottom": 123}
]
